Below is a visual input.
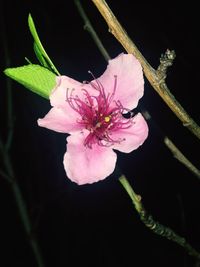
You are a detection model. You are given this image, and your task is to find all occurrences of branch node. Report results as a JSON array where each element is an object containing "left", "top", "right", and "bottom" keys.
[
  {"left": 156, "top": 49, "right": 176, "bottom": 82},
  {"left": 183, "top": 122, "right": 192, "bottom": 127},
  {"left": 91, "top": 0, "right": 200, "bottom": 139}
]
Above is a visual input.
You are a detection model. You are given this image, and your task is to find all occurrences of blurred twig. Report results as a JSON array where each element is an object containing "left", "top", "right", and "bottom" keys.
[
  {"left": 119, "top": 175, "right": 200, "bottom": 262},
  {"left": 91, "top": 0, "right": 200, "bottom": 140},
  {"left": 164, "top": 137, "right": 200, "bottom": 179},
  {"left": 0, "top": 145, "right": 45, "bottom": 267},
  {"left": 0, "top": 168, "right": 11, "bottom": 181},
  {"left": 0, "top": 10, "right": 45, "bottom": 267},
  {"left": 74, "top": 0, "right": 200, "bottom": 180},
  {"left": 0, "top": 8, "right": 14, "bottom": 151},
  {"left": 74, "top": 0, "right": 110, "bottom": 61}
]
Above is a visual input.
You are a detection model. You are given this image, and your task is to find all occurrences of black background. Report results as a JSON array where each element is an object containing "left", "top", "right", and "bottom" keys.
[{"left": 0, "top": 1, "right": 200, "bottom": 266}]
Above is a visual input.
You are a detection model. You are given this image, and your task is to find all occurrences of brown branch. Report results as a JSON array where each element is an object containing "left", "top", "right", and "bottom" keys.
[
  {"left": 156, "top": 49, "right": 176, "bottom": 81},
  {"left": 142, "top": 111, "right": 200, "bottom": 180},
  {"left": 119, "top": 175, "right": 200, "bottom": 262},
  {"left": 164, "top": 137, "right": 200, "bottom": 179},
  {"left": 91, "top": 0, "right": 200, "bottom": 140},
  {"left": 75, "top": 0, "right": 200, "bottom": 180}
]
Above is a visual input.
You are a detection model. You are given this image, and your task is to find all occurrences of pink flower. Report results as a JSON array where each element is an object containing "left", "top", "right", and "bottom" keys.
[{"left": 38, "top": 53, "right": 148, "bottom": 185}]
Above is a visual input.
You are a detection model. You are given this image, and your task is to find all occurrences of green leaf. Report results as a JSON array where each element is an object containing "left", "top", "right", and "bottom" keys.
[
  {"left": 33, "top": 42, "right": 49, "bottom": 68},
  {"left": 4, "top": 64, "right": 56, "bottom": 99},
  {"left": 28, "top": 14, "right": 60, "bottom": 75}
]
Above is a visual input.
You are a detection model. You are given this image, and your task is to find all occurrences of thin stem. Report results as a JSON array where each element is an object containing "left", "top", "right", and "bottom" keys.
[
  {"left": 0, "top": 139, "right": 45, "bottom": 267},
  {"left": 0, "top": 9, "right": 45, "bottom": 266},
  {"left": 5, "top": 64, "right": 14, "bottom": 151},
  {"left": 142, "top": 110, "right": 200, "bottom": 180},
  {"left": 164, "top": 137, "right": 200, "bottom": 179},
  {"left": 1, "top": 139, "right": 45, "bottom": 266},
  {"left": 92, "top": 0, "right": 200, "bottom": 140},
  {"left": 0, "top": 10, "right": 14, "bottom": 150},
  {"left": 75, "top": 0, "right": 200, "bottom": 180},
  {"left": 118, "top": 175, "right": 142, "bottom": 213},
  {"left": 119, "top": 175, "right": 200, "bottom": 262},
  {"left": 74, "top": 0, "right": 110, "bottom": 61},
  {"left": 0, "top": 168, "right": 12, "bottom": 182},
  {"left": 11, "top": 179, "right": 45, "bottom": 267}
]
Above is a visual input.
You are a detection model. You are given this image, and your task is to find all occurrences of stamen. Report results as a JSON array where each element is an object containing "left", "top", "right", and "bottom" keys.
[
  {"left": 104, "top": 116, "right": 111, "bottom": 123},
  {"left": 65, "top": 74, "right": 134, "bottom": 148}
]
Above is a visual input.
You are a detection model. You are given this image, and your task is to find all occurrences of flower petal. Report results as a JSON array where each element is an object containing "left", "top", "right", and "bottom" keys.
[
  {"left": 38, "top": 107, "right": 82, "bottom": 133},
  {"left": 112, "top": 113, "right": 148, "bottom": 153},
  {"left": 98, "top": 53, "right": 144, "bottom": 110},
  {"left": 63, "top": 132, "right": 117, "bottom": 185},
  {"left": 50, "top": 76, "right": 84, "bottom": 107}
]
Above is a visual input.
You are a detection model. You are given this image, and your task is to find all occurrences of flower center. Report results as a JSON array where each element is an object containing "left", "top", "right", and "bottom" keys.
[{"left": 66, "top": 75, "right": 134, "bottom": 148}]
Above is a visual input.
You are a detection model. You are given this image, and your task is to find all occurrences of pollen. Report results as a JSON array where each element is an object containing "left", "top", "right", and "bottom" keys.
[{"left": 104, "top": 116, "right": 111, "bottom": 123}]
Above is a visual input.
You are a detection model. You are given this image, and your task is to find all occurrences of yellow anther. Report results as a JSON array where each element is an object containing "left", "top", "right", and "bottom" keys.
[{"left": 104, "top": 116, "right": 111, "bottom": 123}]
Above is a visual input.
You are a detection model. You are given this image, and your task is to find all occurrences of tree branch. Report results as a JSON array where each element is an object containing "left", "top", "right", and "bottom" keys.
[
  {"left": 91, "top": 0, "right": 200, "bottom": 140},
  {"left": 74, "top": 4, "right": 200, "bottom": 259},
  {"left": 75, "top": 0, "right": 200, "bottom": 180},
  {"left": 164, "top": 137, "right": 200, "bottom": 179},
  {"left": 142, "top": 111, "right": 200, "bottom": 180},
  {"left": 119, "top": 175, "right": 200, "bottom": 262}
]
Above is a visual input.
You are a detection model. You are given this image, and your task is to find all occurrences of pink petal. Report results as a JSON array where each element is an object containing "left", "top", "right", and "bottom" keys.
[
  {"left": 38, "top": 107, "right": 82, "bottom": 133},
  {"left": 63, "top": 132, "right": 117, "bottom": 185},
  {"left": 98, "top": 53, "right": 144, "bottom": 110},
  {"left": 112, "top": 113, "right": 148, "bottom": 153},
  {"left": 50, "top": 76, "right": 84, "bottom": 108},
  {"left": 50, "top": 76, "right": 97, "bottom": 112}
]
